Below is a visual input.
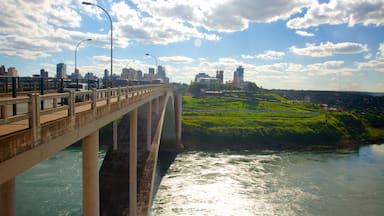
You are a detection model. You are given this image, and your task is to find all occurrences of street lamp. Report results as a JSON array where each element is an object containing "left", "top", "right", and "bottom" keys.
[
  {"left": 82, "top": 1, "right": 113, "bottom": 87},
  {"left": 75, "top": 38, "right": 92, "bottom": 77},
  {"left": 145, "top": 53, "right": 158, "bottom": 74}
]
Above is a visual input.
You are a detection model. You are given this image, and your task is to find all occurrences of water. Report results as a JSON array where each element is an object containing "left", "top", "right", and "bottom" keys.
[
  {"left": 152, "top": 145, "right": 384, "bottom": 216},
  {"left": 16, "top": 147, "right": 105, "bottom": 216},
  {"left": 15, "top": 145, "right": 384, "bottom": 215}
]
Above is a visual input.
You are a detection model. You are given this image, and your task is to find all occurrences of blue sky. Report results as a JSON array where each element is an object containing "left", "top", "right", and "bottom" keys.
[{"left": 1, "top": 0, "right": 384, "bottom": 91}]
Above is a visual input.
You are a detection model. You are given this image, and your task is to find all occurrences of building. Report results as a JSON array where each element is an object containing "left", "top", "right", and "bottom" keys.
[
  {"left": 216, "top": 70, "right": 224, "bottom": 84},
  {"left": 7, "top": 67, "right": 18, "bottom": 77},
  {"left": 121, "top": 68, "right": 142, "bottom": 80},
  {"left": 157, "top": 65, "right": 166, "bottom": 80},
  {"left": 56, "top": 63, "right": 67, "bottom": 79},
  {"left": 84, "top": 72, "right": 98, "bottom": 80},
  {"left": 104, "top": 69, "right": 109, "bottom": 80},
  {"left": 148, "top": 67, "right": 155, "bottom": 75},
  {"left": 233, "top": 66, "right": 244, "bottom": 84},
  {"left": 195, "top": 72, "right": 210, "bottom": 83},
  {"left": 40, "top": 68, "right": 48, "bottom": 78},
  {"left": 0, "top": 65, "right": 6, "bottom": 76},
  {"left": 74, "top": 68, "right": 82, "bottom": 79}
]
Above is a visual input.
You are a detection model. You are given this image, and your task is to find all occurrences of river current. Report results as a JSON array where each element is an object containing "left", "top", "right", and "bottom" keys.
[{"left": 16, "top": 144, "right": 384, "bottom": 215}]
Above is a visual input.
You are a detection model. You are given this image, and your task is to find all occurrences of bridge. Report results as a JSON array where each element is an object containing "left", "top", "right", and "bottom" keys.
[{"left": 0, "top": 84, "right": 183, "bottom": 216}]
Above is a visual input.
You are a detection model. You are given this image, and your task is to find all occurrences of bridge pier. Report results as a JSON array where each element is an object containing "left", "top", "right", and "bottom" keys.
[
  {"left": 82, "top": 130, "right": 100, "bottom": 216},
  {"left": 113, "top": 120, "right": 118, "bottom": 150},
  {"left": 0, "top": 178, "right": 15, "bottom": 216},
  {"left": 146, "top": 101, "right": 152, "bottom": 151},
  {"left": 129, "top": 108, "right": 138, "bottom": 216}
]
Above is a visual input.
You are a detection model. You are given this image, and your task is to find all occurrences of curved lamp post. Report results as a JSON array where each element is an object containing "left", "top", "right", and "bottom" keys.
[
  {"left": 145, "top": 53, "right": 158, "bottom": 74},
  {"left": 75, "top": 38, "right": 92, "bottom": 77},
  {"left": 82, "top": 1, "right": 113, "bottom": 87}
]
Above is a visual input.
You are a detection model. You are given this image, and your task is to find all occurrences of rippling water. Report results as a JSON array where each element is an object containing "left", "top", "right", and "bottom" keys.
[
  {"left": 152, "top": 145, "right": 384, "bottom": 216},
  {"left": 16, "top": 147, "right": 105, "bottom": 216},
  {"left": 15, "top": 145, "right": 384, "bottom": 216}
]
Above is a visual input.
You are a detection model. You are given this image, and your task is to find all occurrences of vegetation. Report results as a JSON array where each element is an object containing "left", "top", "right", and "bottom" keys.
[{"left": 181, "top": 89, "right": 384, "bottom": 150}]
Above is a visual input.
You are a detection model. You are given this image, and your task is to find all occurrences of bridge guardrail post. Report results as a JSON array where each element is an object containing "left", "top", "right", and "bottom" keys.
[
  {"left": 91, "top": 89, "right": 97, "bottom": 110},
  {"left": 28, "top": 93, "right": 40, "bottom": 144},
  {"left": 53, "top": 97, "right": 57, "bottom": 109},
  {"left": 1, "top": 104, "right": 7, "bottom": 122},
  {"left": 117, "top": 87, "right": 121, "bottom": 108},
  {"left": 68, "top": 91, "right": 75, "bottom": 117},
  {"left": 107, "top": 87, "right": 111, "bottom": 105}
]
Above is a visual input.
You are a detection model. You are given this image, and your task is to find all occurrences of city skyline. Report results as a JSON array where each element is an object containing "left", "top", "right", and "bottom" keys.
[{"left": 1, "top": 0, "right": 384, "bottom": 92}]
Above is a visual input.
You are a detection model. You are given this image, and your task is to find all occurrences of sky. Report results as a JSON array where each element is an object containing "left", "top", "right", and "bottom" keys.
[{"left": 1, "top": 0, "right": 384, "bottom": 92}]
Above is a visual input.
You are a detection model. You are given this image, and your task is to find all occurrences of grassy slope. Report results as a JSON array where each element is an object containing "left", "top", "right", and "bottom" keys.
[{"left": 182, "top": 95, "right": 384, "bottom": 150}]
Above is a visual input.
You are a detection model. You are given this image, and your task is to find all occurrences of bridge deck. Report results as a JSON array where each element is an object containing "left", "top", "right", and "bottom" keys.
[{"left": 0, "top": 99, "right": 113, "bottom": 136}]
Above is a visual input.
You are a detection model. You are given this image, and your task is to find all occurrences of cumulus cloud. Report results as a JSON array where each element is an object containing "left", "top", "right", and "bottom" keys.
[
  {"left": 159, "top": 56, "right": 194, "bottom": 64},
  {"left": 377, "top": 42, "right": 384, "bottom": 59},
  {"left": 287, "top": 0, "right": 384, "bottom": 29},
  {"left": 290, "top": 41, "right": 369, "bottom": 57},
  {"left": 295, "top": 30, "right": 315, "bottom": 37},
  {"left": 241, "top": 50, "right": 285, "bottom": 60},
  {"left": 132, "top": 0, "right": 312, "bottom": 32},
  {"left": 0, "top": 0, "right": 109, "bottom": 59}
]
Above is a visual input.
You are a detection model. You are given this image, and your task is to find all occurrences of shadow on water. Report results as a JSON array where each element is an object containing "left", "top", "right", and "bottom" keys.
[{"left": 153, "top": 152, "right": 178, "bottom": 198}]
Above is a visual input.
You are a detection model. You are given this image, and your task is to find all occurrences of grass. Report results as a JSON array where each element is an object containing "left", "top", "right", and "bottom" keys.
[
  {"left": 182, "top": 95, "right": 383, "bottom": 148},
  {"left": 183, "top": 95, "right": 321, "bottom": 112}
]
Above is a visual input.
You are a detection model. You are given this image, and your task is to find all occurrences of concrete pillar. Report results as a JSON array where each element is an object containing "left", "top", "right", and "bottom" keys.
[
  {"left": 174, "top": 93, "right": 182, "bottom": 146},
  {"left": 0, "top": 178, "right": 15, "bottom": 216},
  {"left": 129, "top": 108, "right": 137, "bottom": 216},
  {"left": 82, "top": 130, "right": 100, "bottom": 216},
  {"left": 155, "top": 97, "right": 159, "bottom": 114},
  {"left": 146, "top": 101, "right": 152, "bottom": 151},
  {"left": 113, "top": 120, "right": 118, "bottom": 151}
]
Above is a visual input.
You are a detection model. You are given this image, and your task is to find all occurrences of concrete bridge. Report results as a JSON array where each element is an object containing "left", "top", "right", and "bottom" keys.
[{"left": 0, "top": 84, "right": 183, "bottom": 216}]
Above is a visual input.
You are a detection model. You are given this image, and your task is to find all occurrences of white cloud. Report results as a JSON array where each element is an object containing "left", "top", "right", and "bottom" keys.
[
  {"left": 376, "top": 42, "right": 384, "bottom": 59},
  {"left": 111, "top": 1, "right": 220, "bottom": 46},
  {"left": 132, "top": 0, "right": 312, "bottom": 32},
  {"left": 241, "top": 50, "right": 285, "bottom": 60},
  {"left": 159, "top": 56, "right": 194, "bottom": 64},
  {"left": 256, "top": 50, "right": 285, "bottom": 60},
  {"left": 0, "top": 0, "right": 109, "bottom": 59},
  {"left": 287, "top": 0, "right": 384, "bottom": 29},
  {"left": 295, "top": 30, "right": 315, "bottom": 37},
  {"left": 290, "top": 41, "right": 369, "bottom": 57}
]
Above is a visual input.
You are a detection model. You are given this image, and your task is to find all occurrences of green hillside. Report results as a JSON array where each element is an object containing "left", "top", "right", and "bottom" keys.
[{"left": 182, "top": 95, "right": 384, "bottom": 150}]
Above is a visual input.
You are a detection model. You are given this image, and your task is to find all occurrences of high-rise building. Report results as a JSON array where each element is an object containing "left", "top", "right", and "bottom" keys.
[
  {"left": 233, "top": 66, "right": 244, "bottom": 84},
  {"left": 74, "top": 68, "right": 81, "bottom": 79},
  {"left": 56, "top": 63, "right": 67, "bottom": 79},
  {"left": 157, "top": 65, "right": 166, "bottom": 80},
  {"left": 148, "top": 67, "right": 155, "bottom": 75},
  {"left": 216, "top": 70, "right": 224, "bottom": 84},
  {"left": 40, "top": 68, "right": 48, "bottom": 78},
  {"left": 104, "top": 69, "right": 109, "bottom": 80},
  {"left": 0, "top": 65, "right": 6, "bottom": 76},
  {"left": 121, "top": 68, "right": 142, "bottom": 80},
  {"left": 8, "top": 67, "right": 18, "bottom": 77}
]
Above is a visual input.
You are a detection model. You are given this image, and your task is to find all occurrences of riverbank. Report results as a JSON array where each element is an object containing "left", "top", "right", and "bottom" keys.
[{"left": 181, "top": 95, "right": 384, "bottom": 151}]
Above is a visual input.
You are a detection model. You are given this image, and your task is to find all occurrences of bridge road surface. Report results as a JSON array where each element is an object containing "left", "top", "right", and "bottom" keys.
[{"left": 0, "top": 97, "right": 118, "bottom": 136}]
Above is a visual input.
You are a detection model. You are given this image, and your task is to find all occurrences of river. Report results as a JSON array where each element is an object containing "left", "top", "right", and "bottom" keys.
[{"left": 16, "top": 144, "right": 384, "bottom": 215}]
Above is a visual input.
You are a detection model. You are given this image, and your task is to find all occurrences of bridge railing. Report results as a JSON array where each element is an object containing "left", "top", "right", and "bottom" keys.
[
  {"left": 0, "top": 84, "right": 163, "bottom": 133},
  {"left": 0, "top": 84, "right": 171, "bottom": 163}
]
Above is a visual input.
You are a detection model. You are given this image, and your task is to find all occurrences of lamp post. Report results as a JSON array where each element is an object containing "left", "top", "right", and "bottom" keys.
[
  {"left": 145, "top": 53, "right": 158, "bottom": 75},
  {"left": 82, "top": 1, "right": 113, "bottom": 87},
  {"left": 75, "top": 38, "right": 92, "bottom": 78}
]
